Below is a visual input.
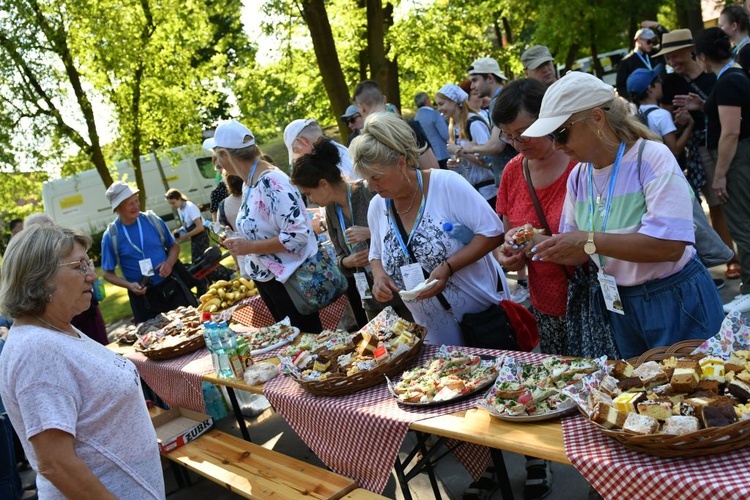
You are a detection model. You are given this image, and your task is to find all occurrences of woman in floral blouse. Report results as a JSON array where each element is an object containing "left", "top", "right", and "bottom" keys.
[{"left": 205, "top": 120, "right": 322, "bottom": 332}]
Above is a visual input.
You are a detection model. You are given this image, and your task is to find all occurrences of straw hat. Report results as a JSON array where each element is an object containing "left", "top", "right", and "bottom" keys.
[{"left": 653, "top": 29, "right": 694, "bottom": 57}]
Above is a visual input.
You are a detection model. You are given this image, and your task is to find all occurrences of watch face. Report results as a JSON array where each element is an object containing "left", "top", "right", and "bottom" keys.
[{"left": 584, "top": 241, "right": 597, "bottom": 255}]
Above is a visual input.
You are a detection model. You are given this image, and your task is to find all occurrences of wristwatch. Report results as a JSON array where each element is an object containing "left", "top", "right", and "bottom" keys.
[{"left": 583, "top": 231, "right": 597, "bottom": 255}]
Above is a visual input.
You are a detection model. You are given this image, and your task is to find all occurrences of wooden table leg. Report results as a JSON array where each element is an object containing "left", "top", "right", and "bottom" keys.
[{"left": 225, "top": 387, "right": 251, "bottom": 442}]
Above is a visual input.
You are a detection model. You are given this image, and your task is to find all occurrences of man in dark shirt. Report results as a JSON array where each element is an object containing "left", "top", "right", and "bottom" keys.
[
  {"left": 616, "top": 28, "right": 660, "bottom": 97},
  {"left": 340, "top": 105, "right": 363, "bottom": 146}
]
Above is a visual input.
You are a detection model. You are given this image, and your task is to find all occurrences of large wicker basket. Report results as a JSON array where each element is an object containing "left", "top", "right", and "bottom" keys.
[
  {"left": 585, "top": 339, "right": 750, "bottom": 458},
  {"left": 135, "top": 334, "right": 206, "bottom": 361},
  {"left": 293, "top": 324, "right": 427, "bottom": 397}
]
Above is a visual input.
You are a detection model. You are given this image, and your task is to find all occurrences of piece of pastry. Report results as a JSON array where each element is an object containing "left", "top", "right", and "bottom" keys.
[
  {"left": 700, "top": 402, "right": 737, "bottom": 428},
  {"left": 670, "top": 360, "right": 700, "bottom": 393},
  {"left": 728, "top": 378, "right": 750, "bottom": 403},
  {"left": 622, "top": 413, "right": 659, "bottom": 435},
  {"left": 662, "top": 415, "right": 700, "bottom": 436},
  {"left": 512, "top": 226, "right": 536, "bottom": 245},
  {"left": 637, "top": 400, "right": 673, "bottom": 421},
  {"left": 293, "top": 350, "right": 312, "bottom": 368},
  {"left": 699, "top": 357, "right": 725, "bottom": 383},
  {"left": 612, "top": 360, "right": 634, "bottom": 380},
  {"left": 696, "top": 379, "right": 720, "bottom": 394},
  {"left": 357, "top": 332, "right": 379, "bottom": 356},
  {"left": 599, "top": 375, "right": 621, "bottom": 397},
  {"left": 313, "top": 354, "right": 331, "bottom": 372},
  {"left": 617, "top": 377, "right": 646, "bottom": 392},
  {"left": 373, "top": 344, "right": 390, "bottom": 364},
  {"left": 591, "top": 402, "right": 627, "bottom": 429},
  {"left": 613, "top": 391, "right": 645, "bottom": 414}
]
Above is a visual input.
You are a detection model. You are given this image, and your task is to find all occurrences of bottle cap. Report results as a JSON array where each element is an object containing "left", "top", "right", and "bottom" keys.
[
  {"left": 442, "top": 222, "right": 454, "bottom": 231},
  {"left": 201, "top": 312, "right": 212, "bottom": 322}
]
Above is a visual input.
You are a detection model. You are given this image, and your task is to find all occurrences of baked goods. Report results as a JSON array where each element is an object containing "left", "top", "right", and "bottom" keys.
[
  {"left": 728, "top": 378, "right": 750, "bottom": 403},
  {"left": 662, "top": 416, "right": 700, "bottom": 436},
  {"left": 239, "top": 320, "right": 299, "bottom": 353},
  {"left": 622, "top": 413, "right": 659, "bottom": 435},
  {"left": 613, "top": 392, "right": 645, "bottom": 414},
  {"left": 135, "top": 307, "right": 203, "bottom": 351},
  {"left": 670, "top": 360, "right": 700, "bottom": 393},
  {"left": 700, "top": 403, "right": 737, "bottom": 428},
  {"left": 512, "top": 226, "right": 536, "bottom": 245},
  {"left": 592, "top": 402, "right": 627, "bottom": 429},
  {"left": 637, "top": 400, "right": 673, "bottom": 421}
]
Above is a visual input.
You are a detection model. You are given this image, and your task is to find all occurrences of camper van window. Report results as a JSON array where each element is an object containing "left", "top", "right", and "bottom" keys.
[{"left": 196, "top": 157, "right": 215, "bottom": 179}]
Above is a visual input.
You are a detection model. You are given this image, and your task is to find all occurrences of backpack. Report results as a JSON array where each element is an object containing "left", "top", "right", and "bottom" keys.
[
  {"left": 637, "top": 106, "right": 658, "bottom": 128},
  {"left": 464, "top": 115, "right": 490, "bottom": 142},
  {"left": 106, "top": 211, "right": 168, "bottom": 270}
]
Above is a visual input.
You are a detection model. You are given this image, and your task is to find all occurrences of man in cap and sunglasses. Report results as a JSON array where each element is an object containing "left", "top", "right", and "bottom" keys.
[
  {"left": 340, "top": 105, "right": 363, "bottom": 146},
  {"left": 616, "top": 28, "right": 663, "bottom": 97}
]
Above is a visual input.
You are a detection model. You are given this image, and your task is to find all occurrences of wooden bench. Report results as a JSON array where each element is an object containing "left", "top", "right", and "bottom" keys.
[
  {"left": 163, "top": 429, "right": 357, "bottom": 499},
  {"left": 342, "top": 488, "right": 389, "bottom": 499}
]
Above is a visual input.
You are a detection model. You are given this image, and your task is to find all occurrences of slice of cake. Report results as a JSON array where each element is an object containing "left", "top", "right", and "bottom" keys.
[
  {"left": 699, "top": 357, "right": 725, "bottom": 383},
  {"left": 357, "top": 332, "right": 379, "bottom": 356},
  {"left": 700, "top": 402, "right": 738, "bottom": 428},
  {"left": 696, "top": 379, "right": 720, "bottom": 394},
  {"left": 633, "top": 361, "right": 669, "bottom": 388},
  {"left": 591, "top": 402, "right": 627, "bottom": 429},
  {"left": 617, "top": 377, "right": 646, "bottom": 392},
  {"left": 637, "top": 400, "right": 673, "bottom": 421},
  {"left": 670, "top": 360, "right": 700, "bottom": 393},
  {"left": 662, "top": 415, "right": 700, "bottom": 436},
  {"left": 611, "top": 360, "right": 634, "bottom": 380},
  {"left": 728, "top": 378, "right": 750, "bottom": 403},
  {"left": 613, "top": 391, "right": 645, "bottom": 414},
  {"left": 622, "top": 413, "right": 659, "bottom": 435}
]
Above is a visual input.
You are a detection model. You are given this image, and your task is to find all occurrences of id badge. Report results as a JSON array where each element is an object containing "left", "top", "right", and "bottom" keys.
[
  {"left": 400, "top": 263, "right": 424, "bottom": 292},
  {"left": 139, "top": 258, "right": 155, "bottom": 277},
  {"left": 354, "top": 272, "right": 373, "bottom": 300},
  {"left": 597, "top": 272, "right": 624, "bottom": 315}
]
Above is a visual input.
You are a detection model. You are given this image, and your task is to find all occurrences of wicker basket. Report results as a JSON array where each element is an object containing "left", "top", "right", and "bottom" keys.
[
  {"left": 293, "top": 324, "right": 427, "bottom": 397},
  {"left": 585, "top": 339, "right": 750, "bottom": 458},
  {"left": 135, "top": 334, "right": 206, "bottom": 361}
]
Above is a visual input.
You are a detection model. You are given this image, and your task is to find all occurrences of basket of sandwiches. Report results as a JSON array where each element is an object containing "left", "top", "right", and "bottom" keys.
[
  {"left": 573, "top": 336, "right": 750, "bottom": 458},
  {"left": 134, "top": 306, "right": 206, "bottom": 361},
  {"left": 278, "top": 307, "right": 426, "bottom": 397}
]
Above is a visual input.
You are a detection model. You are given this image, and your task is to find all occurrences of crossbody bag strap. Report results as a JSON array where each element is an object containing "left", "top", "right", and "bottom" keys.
[
  {"left": 522, "top": 158, "right": 572, "bottom": 279},
  {"left": 389, "top": 203, "right": 453, "bottom": 312},
  {"left": 682, "top": 75, "right": 709, "bottom": 101}
]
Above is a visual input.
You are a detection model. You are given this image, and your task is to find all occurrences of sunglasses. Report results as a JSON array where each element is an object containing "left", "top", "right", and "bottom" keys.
[
  {"left": 547, "top": 117, "right": 584, "bottom": 145},
  {"left": 346, "top": 115, "right": 361, "bottom": 125},
  {"left": 58, "top": 258, "right": 95, "bottom": 276}
]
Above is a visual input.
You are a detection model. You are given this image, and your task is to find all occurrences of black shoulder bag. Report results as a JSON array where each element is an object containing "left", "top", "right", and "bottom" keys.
[{"left": 389, "top": 204, "right": 518, "bottom": 350}]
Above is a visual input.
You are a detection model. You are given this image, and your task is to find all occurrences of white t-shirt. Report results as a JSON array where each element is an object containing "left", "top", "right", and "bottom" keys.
[
  {"left": 335, "top": 142, "right": 361, "bottom": 180},
  {"left": 639, "top": 104, "right": 677, "bottom": 139},
  {"left": 178, "top": 200, "right": 202, "bottom": 229},
  {"left": 368, "top": 169, "right": 509, "bottom": 345},
  {"left": 0, "top": 325, "right": 164, "bottom": 499},
  {"left": 454, "top": 113, "right": 495, "bottom": 201}
]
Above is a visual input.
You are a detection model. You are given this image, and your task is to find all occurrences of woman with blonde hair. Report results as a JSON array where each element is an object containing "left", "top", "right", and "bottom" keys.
[
  {"left": 351, "top": 112, "right": 510, "bottom": 346},
  {"left": 523, "top": 71, "right": 723, "bottom": 359},
  {"left": 435, "top": 84, "right": 496, "bottom": 206}
]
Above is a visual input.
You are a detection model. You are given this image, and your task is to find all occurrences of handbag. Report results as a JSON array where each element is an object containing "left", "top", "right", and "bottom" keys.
[{"left": 282, "top": 246, "right": 348, "bottom": 315}]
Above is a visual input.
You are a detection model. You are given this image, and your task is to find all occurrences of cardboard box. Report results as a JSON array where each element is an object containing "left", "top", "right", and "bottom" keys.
[{"left": 151, "top": 408, "right": 213, "bottom": 453}]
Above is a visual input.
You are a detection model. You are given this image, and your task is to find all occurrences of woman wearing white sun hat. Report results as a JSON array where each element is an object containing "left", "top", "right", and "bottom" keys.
[{"left": 519, "top": 71, "right": 723, "bottom": 359}]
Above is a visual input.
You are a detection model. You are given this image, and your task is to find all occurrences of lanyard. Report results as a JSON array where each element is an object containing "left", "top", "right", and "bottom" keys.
[
  {"left": 120, "top": 217, "right": 146, "bottom": 258},
  {"left": 635, "top": 51, "right": 651, "bottom": 70},
  {"left": 335, "top": 183, "right": 355, "bottom": 253},
  {"left": 588, "top": 141, "right": 626, "bottom": 267},
  {"left": 242, "top": 158, "right": 261, "bottom": 208},
  {"left": 732, "top": 36, "right": 750, "bottom": 57},
  {"left": 717, "top": 60, "right": 736, "bottom": 80},
  {"left": 386, "top": 170, "right": 425, "bottom": 261}
]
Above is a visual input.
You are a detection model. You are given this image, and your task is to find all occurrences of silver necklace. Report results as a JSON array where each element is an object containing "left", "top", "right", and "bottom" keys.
[
  {"left": 592, "top": 169, "right": 613, "bottom": 204},
  {"left": 37, "top": 317, "right": 77, "bottom": 338}
]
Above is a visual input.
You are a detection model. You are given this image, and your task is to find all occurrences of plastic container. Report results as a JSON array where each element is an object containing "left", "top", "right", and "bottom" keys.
[{"left": 443, "top": 222, "right": 474, "bottom": 244}]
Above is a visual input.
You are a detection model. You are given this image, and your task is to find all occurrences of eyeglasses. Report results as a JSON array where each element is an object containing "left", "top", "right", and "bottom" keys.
[
  {"left": 58, "top": 258, "right": 95, "bottom": 275},
  {"left": 346, "top": 115, "right": 361, "bottom": 125},
  {"left": 547, "top": 117, "right": 584, "bottom": 145},
  {"left": 502, "top": 126, "right": 532, "bottom": 144}
]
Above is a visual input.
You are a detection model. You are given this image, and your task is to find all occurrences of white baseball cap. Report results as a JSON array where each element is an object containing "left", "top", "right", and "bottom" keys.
[
  {"left": 105, "top": 181, "right": 140, "bottom": 212},
  {"left": 522, "top": 71, "right": 615, "bottom": 138},
  {"left": 283, "top": 118, "right": 315, "bottom": 166},
  {"left": 202, "top": 120, "right": 255, "bottom": 150}
]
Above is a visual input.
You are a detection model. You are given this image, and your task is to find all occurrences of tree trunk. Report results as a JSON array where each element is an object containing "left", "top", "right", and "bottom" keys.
[
  {"left": 502, "top": 16, "right": 513, "bottom": 46},
  {"left": 676, "top": 0, "right": 704, "bottom": 36},
  {"left": 365, "top": 0, "right": 400, "bottom": 112},
  {"left": 563, "top": 43, "right": 581, "bottom": 75},
  {"left": 590, "top": 22, "right": 603, "bottom": 78},
  {"left": 301, "top": 0, "right": 352, "bottom": 140}
]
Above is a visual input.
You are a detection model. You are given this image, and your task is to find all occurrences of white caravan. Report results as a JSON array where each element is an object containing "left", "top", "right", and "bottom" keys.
[{"left": 42, "top": 146, "right": 215, "bottom": 235}]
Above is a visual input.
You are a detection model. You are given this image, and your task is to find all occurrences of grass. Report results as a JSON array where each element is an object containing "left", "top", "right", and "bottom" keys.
[{"left": 97, "top": 241, "right": 236, "bottom": 326}]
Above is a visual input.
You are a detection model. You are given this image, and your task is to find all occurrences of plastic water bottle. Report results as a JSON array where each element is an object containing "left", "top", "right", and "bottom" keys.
[
  {"left": 220, "top": 321, "right": 244, "bottom": 379},
  {"left": 209, "top": 325, "right": 234, "bottom": 379},
  {"left": 443, "top": 222, "right": 474, "bottom": 245}
]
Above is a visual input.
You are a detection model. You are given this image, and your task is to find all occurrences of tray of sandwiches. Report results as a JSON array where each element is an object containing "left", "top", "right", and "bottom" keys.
[
  {"left": 569, "top": 335, "right": 750, "bottom": 458},
  {"left": 134, "top": 306, "right": 206, "bottom": 360},
  {"left": 278, "top": 307, "right": 426, "bottom": 397},
  {"left": 477, "top": 356, "right": 594, "bottom": 421},
  {"left": 386, "top": 348, "right": 498, "bottom": 406}
]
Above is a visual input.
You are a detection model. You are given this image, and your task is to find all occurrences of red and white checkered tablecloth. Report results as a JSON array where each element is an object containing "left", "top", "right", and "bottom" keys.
[
  {"left": 231, "top": 294, "right": 349, "bottom": 330},
  {"left": 124, "top": 348, "right": 214, "bottom": 413},
  {"left": 262, "top": 346, "right": 548, "bottom": 493},
  {"left": 562, "top": 413, "right": 750, "bottom": 499}
]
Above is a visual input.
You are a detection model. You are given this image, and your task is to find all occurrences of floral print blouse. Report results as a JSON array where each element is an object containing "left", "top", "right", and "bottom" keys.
[{"left": 236, "top": 169, "right": 318, "bottom": 283}]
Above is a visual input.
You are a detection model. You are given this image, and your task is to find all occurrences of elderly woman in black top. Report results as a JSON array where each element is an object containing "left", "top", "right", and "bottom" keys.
[{"left": 291, "top": 139, "right": 411, "bottom": 327}]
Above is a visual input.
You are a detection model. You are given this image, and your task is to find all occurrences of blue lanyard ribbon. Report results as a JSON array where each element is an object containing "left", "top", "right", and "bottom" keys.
[
  {"left": 386, "top": 170, "right": 425, "bottom": 262},
  {"left": 635, "top": 51, "right": 652, "bottom": 70},
  {"left": 242, "top": 158, "right": 261, "bottom": 208},
  {"left": 120, "top": 217, "right": 146, "bottom": 258},
  {"left": 336, "top": 183, "right": 355, "bottom": 253},
  {"left": 717, "top": 60, "right": 736, "bottom": 80},
  {"left": 587, "top": 141, "right": 627, "bottom": 268},
  {"left": 732, "top": 36, "right": 750, "bottom": 57}
]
